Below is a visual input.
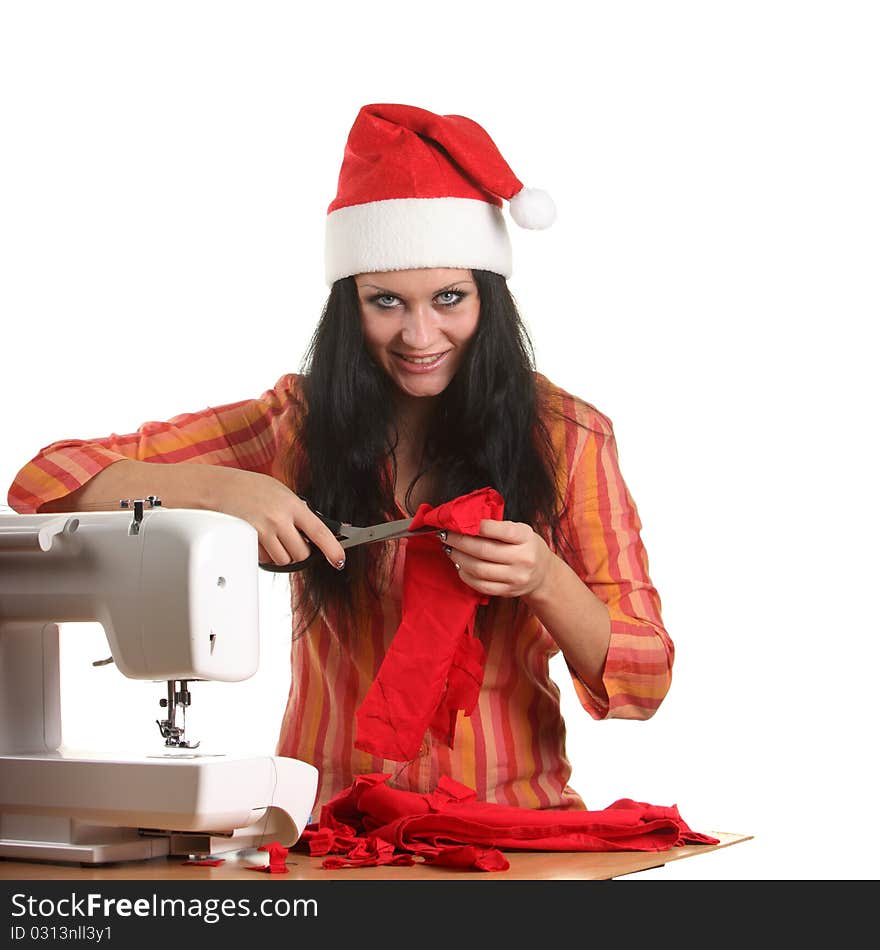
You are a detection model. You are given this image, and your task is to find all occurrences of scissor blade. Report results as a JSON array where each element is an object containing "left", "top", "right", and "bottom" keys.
[{"left": 339, "top": 517, "right": 434, "bottom": 548}]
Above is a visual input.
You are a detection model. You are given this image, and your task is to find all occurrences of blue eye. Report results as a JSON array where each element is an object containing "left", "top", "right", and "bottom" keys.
[
  {"left": 367, "top": 289, "right": 468, "bottom": 309},
  {"left": 437, "top": 290, "right": 466, "bottom": 306}
]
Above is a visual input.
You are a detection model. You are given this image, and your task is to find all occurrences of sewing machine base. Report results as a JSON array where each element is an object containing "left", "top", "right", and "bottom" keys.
[
  {"left": 0, "top": 824, "right": 290, "bottom": 865},
  {"left": 0, "top": 751, "right": 318, "bottom": 865},
  {"left": 0, "top": 819, "right": 172, "bottom": 864}
]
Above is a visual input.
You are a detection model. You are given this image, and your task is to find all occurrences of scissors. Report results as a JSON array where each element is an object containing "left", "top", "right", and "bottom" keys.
[{"left": 257, "top": 507, "right": 438, "bottom": 572}]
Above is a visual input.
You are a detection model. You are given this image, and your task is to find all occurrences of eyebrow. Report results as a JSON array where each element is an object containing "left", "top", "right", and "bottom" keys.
[{"left": 359, "top": 281, "right": 475, "bottom": 295}]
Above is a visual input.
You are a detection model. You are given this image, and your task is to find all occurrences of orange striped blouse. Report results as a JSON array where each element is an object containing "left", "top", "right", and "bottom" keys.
[{"left": 7, "top": 373, "right": 673, "bottom": 813}]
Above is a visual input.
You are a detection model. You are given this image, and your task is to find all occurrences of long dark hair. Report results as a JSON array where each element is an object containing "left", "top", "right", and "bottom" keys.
[{"left": 285, "top": 269, "right": 567, "bottom": 633}]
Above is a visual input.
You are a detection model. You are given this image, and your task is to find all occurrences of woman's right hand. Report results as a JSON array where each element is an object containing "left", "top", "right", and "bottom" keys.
[{"left": 209, "top": 468, "right": 346, "bottom": 569}]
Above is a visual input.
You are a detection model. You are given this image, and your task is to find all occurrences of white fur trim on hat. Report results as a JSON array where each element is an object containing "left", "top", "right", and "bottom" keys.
[
  {"left": 324, "top": 197, "right": 513, "bottom": 286},
  {"left": 509, "top": 187, "right": 557, "bottom": 229}
]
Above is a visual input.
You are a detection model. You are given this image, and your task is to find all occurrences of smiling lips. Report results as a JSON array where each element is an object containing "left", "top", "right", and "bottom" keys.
[{"left": 393, "top": 351, "right": 451, "bottom": 373}]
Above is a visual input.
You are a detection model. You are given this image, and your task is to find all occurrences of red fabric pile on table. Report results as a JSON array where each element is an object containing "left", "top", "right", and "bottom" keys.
[{"left": 298, "top": 773, "right": 719, "bottom": 872}]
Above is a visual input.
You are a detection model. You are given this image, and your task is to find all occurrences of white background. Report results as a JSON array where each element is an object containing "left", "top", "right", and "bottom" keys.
[{"left": 1, "top": 1, "right": 877, "bottom": 880}]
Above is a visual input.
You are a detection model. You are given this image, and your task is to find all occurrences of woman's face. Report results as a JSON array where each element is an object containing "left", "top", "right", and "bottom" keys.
[{"left": 355, "top": 268, "right": 480, "bottom": 401}]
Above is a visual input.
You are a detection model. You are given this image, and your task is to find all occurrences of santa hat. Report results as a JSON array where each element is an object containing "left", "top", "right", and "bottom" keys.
[{"left": 324, "top": 103, "right": 556, "bottom": 286}]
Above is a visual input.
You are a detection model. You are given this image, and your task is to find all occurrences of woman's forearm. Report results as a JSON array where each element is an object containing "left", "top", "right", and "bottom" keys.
[
  {"left": 39, "top": 459, "right": 222, "bottom": 513},
  {"left": 522, "top": 554, "right": 612, "bottom": 699},
  {"left": 38, "top": 459, "right": 347, "bottom": 569}
]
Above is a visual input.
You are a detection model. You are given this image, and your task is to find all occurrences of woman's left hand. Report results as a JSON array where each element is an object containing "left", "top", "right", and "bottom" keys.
[{"left": 439, "top": 520, "right": 554, "bottom": 600}]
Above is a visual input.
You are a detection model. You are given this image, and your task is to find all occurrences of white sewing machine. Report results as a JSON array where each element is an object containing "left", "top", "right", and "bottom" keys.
[{"left": 0, "top": 501, "right": 317, "bottom": 865}]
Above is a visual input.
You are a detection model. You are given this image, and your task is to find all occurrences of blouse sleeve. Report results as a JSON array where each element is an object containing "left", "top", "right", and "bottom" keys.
[
  {"left": 6, "top": 374, "right": 304, "bottom": 514},
  {"left": 558, "top": 410, "right": 675, "bottom": 722}
]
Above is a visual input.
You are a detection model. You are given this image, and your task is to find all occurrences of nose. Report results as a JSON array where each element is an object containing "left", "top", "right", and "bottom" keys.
[{"left": 400, "top": 303, "right": 435, "bottom": 349}]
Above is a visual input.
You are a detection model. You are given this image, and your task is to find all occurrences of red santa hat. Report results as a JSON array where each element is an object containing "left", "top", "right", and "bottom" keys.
[{"left": 324, "top": 103, "right": 556, "bottom": 286}]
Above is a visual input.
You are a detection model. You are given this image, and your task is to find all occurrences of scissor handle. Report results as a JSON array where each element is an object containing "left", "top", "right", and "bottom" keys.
[{"left": 258, "top": 502, "right": 344, "bottom": 573}]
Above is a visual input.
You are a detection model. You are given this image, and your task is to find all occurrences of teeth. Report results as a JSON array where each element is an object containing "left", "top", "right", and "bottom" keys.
[{"left": 400, "top": 354, "right": 443, "bottom": 364}]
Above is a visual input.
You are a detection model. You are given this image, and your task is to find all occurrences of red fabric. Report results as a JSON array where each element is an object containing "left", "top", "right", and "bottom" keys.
[
  {"left": 299, "top": 773, "right": 720, "bottom": 873},
  {"left": 354, "top": 487, "right": 504, "bottom": 762},
  {"left": 245, "top": 841, "right": 290, "bottom": 874}
]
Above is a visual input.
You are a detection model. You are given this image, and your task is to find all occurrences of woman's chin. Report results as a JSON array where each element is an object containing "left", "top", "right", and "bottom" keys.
[{"left": 391, "top": 371, "right": 454, "bottom": 400}]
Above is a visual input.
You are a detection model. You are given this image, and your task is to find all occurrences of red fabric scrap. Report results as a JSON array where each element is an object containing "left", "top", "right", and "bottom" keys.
[
  {"left": 299, "top": 773, "right": 720, "bottom": 872},
  {"left": 245, "top": 841, "right": 290, "bottom": 874},
  {"left": 355, "top": 487, "right": 504, "bottom": 762},
  {"left": 182, "top": 858, "right": 225, "bottom": 867},
  {"left": 322, "top": 837, "right": 416, "bottom": 869}
]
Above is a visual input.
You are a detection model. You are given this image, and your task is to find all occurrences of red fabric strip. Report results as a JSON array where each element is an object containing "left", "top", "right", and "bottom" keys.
[{"left": 354, "top": 487, "right": 504, "bottom": 762}]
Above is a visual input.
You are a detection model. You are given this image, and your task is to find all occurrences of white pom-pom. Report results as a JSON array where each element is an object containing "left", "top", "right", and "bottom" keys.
[{"left": 509, "top": 187, "right": 557, "bottom": 229}]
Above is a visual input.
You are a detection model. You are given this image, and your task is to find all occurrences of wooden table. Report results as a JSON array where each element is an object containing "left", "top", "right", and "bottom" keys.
[{"left": 0, "top": 831, "right": 751, "bottom": 880}]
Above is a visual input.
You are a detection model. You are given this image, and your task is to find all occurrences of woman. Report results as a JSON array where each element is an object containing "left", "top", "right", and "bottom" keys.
[{"left": 7, "top": 103, "right": 673, "bottom": 813}]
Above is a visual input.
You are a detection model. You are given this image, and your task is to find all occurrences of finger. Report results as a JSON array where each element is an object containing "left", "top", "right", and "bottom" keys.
[
  {"left": 467, "top": 581, "right": 514, "bottom": 598},
  {"left": 260, "top": 533, "right": 302, "bottom": 567},
  {"left": 443, "top": 532, "right": 515, "bottom": 564},
  {"left": 475, "top": 519, "right": 531, "bottom": 542},
  {"left": 448, "top": 547, "right": 521, "bottom": 582},
  {"left": 275, "top": 524, "right": 315, "bottom": 566},
  {"left": 455, "top": 567, "right": 516, "bottom": 599},
  {"left": 297, "top": 505, "right": 347, "bottom": 568}
]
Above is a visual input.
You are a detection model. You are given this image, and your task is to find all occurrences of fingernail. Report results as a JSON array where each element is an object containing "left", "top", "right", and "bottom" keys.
[
  {"left": 328, "top": 557, "right": 345, "bottom": 570},
  {"left": 443, "top": 545, "right": 453, "bottom": 556},
  {"left": 437, "top": 530, "right": 447, "bottom": 541}
]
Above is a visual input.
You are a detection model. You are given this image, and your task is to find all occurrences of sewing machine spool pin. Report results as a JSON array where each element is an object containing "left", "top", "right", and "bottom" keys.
[{"left": 121, "top": 496, "right": 163, "bottom": 535}]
